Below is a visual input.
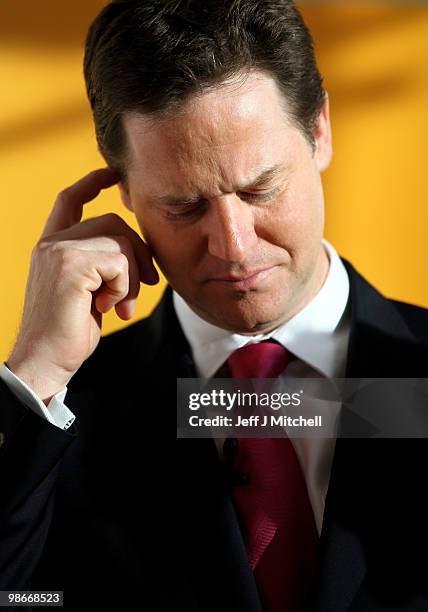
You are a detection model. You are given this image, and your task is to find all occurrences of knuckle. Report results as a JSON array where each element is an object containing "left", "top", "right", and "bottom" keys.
[
  {"left": 102, "top": 212, "right": 124, "bottom": 227},
  {"left": 47, "top": 240, "right": 68, "bottom": 255},
  {"left": 111, "top": 234, "right": 131, "bottom": 251},
  {"left": 32, "top": 239, "right": 47, "bottom": 254},
  {"left": 55, "top": 187, "right": 71, "bottom": 205},
  {"left": 58, "top": 248, "right": 81, "bottom": 269},
  {"left": 111, "top": 276, "right": 129, "bottom": 299},
  {"left": 44, "top": 243, "right": 83, "bottom": 269},
  {"left": 115, "top": 251, "right": 129, "bottom": 271},
  {"left": 32, "top": 237, "right": 57, "bottom": 257}
]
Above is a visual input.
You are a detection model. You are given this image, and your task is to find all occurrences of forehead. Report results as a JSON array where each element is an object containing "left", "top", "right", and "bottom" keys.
[{"left": 123, "top": 71, "right": 303, "bottom": 194}]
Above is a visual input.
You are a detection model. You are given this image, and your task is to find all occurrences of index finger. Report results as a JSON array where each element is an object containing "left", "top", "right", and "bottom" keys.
[{"left": 41, "top": 167, "right": 120, "bottom": 239}]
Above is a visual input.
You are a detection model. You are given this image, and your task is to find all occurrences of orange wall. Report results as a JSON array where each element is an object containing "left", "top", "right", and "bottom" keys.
[{"left": 1, "top": 2, "right": 427, "bottom": 360}]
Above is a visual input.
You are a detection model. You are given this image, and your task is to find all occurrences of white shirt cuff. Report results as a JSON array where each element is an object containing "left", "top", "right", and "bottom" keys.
[{"left": 0, "top": 363, "right": 75, "bottom": 430}]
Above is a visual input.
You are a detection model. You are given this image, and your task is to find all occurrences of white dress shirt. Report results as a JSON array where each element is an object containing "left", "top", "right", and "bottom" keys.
[{"left": 0, "top": 238, "right": 350, "bottom": 532}]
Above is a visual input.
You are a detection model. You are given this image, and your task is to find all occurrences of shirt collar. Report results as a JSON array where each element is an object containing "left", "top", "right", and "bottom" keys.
[{"left": 173, "top": 239, "right": 350, "bottom": 379}]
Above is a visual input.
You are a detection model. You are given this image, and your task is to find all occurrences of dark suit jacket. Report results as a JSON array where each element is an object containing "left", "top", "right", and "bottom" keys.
[{"left": 1, "top": 259, "right": 428, "bottom": 611}]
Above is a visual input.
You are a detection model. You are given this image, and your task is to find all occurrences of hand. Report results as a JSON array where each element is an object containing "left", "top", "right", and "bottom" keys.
[{"left": 7, "top": 168, "right": 159, "bottom": 404}]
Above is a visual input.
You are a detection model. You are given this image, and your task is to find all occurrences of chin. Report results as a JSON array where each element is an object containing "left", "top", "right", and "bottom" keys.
[
  {"left": 208, "top": 303, "right": 288, "bottom": 335},
  {"left": 187, "top": 286, "right": 292, "bottom": 333}
]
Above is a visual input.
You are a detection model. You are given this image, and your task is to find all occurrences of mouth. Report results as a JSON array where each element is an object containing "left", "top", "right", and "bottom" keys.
[{"left": 209, "top": 266, "right": 278, "bottom": 291}]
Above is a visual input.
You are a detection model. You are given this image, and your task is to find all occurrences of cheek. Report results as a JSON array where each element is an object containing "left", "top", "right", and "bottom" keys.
[
  {"left": 262, "top": 180, "right": 322, "bottom": 246},
  {"left": 291, "top": 169, "right": 324, "bottom": 229},
  {"left": 255, "top": 176, "right": 324, "bottom": 274},
  {"left": 136, "top": 212, "right": 196, "bottom": 275}
]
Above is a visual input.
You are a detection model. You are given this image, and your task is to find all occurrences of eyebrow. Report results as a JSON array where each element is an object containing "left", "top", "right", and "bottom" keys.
[
  {"left": 150, "top": 163, "right": 286, "bottom": 207},
  {"left": 248, "top": 164, "right": 285, "bottom": 188}
]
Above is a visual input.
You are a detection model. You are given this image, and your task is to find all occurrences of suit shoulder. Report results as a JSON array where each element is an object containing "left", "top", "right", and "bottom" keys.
[
  {"left": 99, "top": 316, "right": 151, "bottom": 350},
  {"left": 390, "top": 299, "right": 428, "bottom": 344}
]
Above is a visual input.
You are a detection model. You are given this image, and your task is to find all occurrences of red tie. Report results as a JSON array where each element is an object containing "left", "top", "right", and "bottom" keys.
[{"left": 226, "top": 342, "right": 319, "bottom": 612}]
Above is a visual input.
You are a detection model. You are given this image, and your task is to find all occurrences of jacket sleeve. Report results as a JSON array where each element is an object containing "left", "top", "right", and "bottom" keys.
[{"left": 0, "top": 378, "right": 76, "bottom": 589}]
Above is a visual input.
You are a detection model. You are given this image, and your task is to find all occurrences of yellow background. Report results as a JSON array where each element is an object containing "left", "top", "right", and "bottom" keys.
[{"left": 1, "top": 1, "right": 427, "bottom": 361}]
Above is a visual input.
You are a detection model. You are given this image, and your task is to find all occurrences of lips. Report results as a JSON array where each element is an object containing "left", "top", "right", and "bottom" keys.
[{"left": 209, "top": 266, "right": 277, "bottom": 290}]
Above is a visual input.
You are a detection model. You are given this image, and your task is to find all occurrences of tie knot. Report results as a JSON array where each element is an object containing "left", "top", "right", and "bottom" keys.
[{"left": 227, "top": 341, "right": 292, "bottom": 379}]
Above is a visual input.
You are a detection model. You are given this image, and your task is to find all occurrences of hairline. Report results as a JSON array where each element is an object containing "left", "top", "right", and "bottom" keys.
[{"left": 114, "top": 69, "right": 322, "bottom": 182}]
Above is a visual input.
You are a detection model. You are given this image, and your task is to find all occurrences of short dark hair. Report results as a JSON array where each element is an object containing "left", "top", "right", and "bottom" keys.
[{"left": 84, "top": 0, "right": 325, "bottom": 176}]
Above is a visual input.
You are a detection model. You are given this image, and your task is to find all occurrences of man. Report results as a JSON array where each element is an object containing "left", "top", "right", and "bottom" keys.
[{"left": 1, "top": 1, "right": 427, "bottom": 610}]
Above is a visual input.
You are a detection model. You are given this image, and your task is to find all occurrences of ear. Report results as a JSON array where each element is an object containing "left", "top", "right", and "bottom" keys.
[
  {"left": 313, "top": 92, "right": 333, "bottom": 172},
  {"left": 118, "top": 181, "right": 134, "bottom": 212}
]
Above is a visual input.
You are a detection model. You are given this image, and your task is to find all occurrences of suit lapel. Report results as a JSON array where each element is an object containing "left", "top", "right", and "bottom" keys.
[
  {"left": 134, "top": 288, "right": 263, "bottom": 611},
  {"left": 309, "top": 259, "right": 426, "bottom": 611}
]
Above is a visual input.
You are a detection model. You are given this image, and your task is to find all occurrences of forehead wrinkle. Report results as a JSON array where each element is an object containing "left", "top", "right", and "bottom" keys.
[
  {"left": 172, "top": 91, "right": 282, "bottom": 156},
  {"left": 176, "top": 148, "right": 220, "bottom": 188},
  {"left": 150, "top": 162, "right": 287, "bottom": 204},
  {"left": 173, "top": 102, "right": 281, "bottom": 154},
  {"left": 171, "top": 127, "right": 286, "bottom": 189}
]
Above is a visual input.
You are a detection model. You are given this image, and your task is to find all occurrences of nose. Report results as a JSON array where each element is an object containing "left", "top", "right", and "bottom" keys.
[{"left": 203, "top": 195, "right": 258, "bottom": 263}]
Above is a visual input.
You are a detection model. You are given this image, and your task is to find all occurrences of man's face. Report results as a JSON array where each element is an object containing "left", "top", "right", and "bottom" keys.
[{"left": 120, "top": 71, "right": 332, "bottom": 334}]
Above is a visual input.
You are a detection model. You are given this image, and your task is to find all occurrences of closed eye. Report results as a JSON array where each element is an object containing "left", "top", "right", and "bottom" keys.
[
  {"left": 164, "top": 188, "right": 280, "bottom": 220},
  {"left": 237, "top": 189, "right": 279, "bottom": 203},
  {"left": 164, "top": 200, "right": 207, "bottom": 220}
]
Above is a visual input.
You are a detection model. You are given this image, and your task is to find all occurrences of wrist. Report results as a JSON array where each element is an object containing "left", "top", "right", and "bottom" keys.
[{"left": 6, "top": 355, "right": 71, "bottom": 405}]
